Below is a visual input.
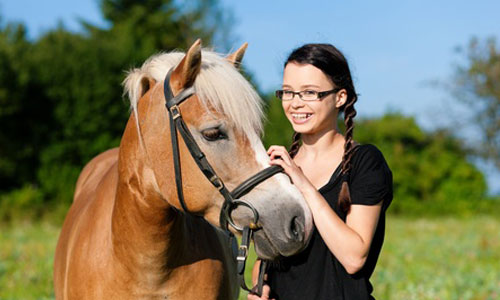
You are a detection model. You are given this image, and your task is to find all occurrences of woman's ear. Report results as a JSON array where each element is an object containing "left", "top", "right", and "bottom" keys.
[{"left": 335, "top": 89, "right": 348, "bottom": 108}]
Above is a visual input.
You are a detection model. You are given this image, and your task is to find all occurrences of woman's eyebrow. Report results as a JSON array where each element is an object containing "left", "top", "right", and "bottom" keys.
[
  {"left": 301, "top": 84, "right": 321, "bottom": 89},
  {"left": 282, "top": 84, "right": 321, "bottom": 89}
]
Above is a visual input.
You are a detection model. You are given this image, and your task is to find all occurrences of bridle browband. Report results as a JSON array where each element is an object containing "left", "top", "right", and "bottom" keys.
[{"left": 163, "top": 68, "right": 282, "bottom": 295}]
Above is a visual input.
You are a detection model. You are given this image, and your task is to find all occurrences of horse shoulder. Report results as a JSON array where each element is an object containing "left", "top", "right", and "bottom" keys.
[
  {"left": 55, "top": 148, "right": 120, "bottom": 299},
  {"left": 74, "top": 148, "right": 119, "bottom": 202}
]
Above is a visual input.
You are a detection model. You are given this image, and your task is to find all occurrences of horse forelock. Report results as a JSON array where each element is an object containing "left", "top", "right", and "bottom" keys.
[{"left": 123, "top": 49, "right": 265, "bottom": 140}]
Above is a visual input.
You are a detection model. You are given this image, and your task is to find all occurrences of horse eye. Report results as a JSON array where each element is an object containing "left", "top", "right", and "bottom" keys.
[{"left": 201, "top": 128, "right": 227, "bottom": 141}]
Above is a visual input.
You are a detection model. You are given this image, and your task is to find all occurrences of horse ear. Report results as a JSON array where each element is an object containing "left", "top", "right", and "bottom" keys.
[
  {"left": 226, "top": 42, "right": 248, "bottom": 68},
  {"left": 123, "top": 70, "right": 156, "bottom": 105},
  {"left": 171, "top": 39, "right": 202, "bottom": 91},
  {"left": 139, "top": 76, "right": 156, "bottom": 98}
]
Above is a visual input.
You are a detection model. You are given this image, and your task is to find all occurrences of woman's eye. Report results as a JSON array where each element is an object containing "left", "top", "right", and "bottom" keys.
[
  {"left": 283, "top": 91, "right": 294, "bottom": 97},
  {"left": 201, "top": 128, "right": 227, "bottom": 141},
  {"left": 303, "top": 90, "right": 317, "bottom": 96}
]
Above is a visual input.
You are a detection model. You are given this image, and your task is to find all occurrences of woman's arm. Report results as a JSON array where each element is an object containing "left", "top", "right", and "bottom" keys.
[
  {"left": 251, "top": 259, "right": 261, "bottom": 286},
  {"left": 268, "top": 145, "right": 382, "bottom": 274},
  {"left": 302, "top": 187, "right": 382, "bottom": 274}
]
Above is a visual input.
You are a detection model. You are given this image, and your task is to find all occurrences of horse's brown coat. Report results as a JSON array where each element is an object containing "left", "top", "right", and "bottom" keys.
[
  {"left": 54, "top": 41, "right": 242, "bottom": 300},
  {"left": 54, "top": 41, "right": 312, "bottom": 299}
]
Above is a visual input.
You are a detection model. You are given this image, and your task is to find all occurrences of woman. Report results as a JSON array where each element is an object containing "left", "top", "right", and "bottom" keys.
[{"left": 249, "top": 44, "right": 393, "bottom": 300}]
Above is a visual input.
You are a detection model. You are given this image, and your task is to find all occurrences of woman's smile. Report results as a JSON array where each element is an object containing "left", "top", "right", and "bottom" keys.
[{"left": 291, "top": 112, "right": 313, "bottom": 124}]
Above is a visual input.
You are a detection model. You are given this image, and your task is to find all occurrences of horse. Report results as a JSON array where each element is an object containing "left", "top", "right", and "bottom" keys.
[{"left": 53, "top": 40, "right": 313, "bottom": 299}]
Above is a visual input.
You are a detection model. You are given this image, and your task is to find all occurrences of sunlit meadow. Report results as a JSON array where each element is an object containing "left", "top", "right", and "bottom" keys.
[{"left": 1, "top": 216, "right": 499, "bottom": 300}]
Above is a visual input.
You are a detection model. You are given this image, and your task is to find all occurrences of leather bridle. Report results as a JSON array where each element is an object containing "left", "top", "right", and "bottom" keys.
[{"left": 163, "top": 68, "right": 282, "bottom": 295}]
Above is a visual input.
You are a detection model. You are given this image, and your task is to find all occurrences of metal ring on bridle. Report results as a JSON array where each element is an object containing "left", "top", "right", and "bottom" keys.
[{"left": 225, "top": 200, "right": 260, "bottom": 232}]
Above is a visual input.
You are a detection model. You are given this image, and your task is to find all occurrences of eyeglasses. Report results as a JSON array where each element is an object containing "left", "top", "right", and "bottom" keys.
[{"left": 275, "top": 88, "right": 340, "bottom": 101}]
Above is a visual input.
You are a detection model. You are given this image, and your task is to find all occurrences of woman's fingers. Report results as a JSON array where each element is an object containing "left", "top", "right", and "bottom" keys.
[
  {"left": 247, "top": 284, "right": 274, "bottom": 300},
  {"left": 268, "top": 146, "right": 293, "bottom": 165},
  {"left": 269, "top": 149, "right": 286, "bottom": 160},
  {"left": 247, "top": 294, "right": 258, "bottom": 300},
  {"left": 267, "top": 145, "right": 288, "bottom": 155},
  {"left": 267, "top": 147, "right": 313, "bottom": 193},
  {"left": 269, "top": 152, "right": 291, "bottom": 165},
  {"left": 268, "top": 145, "right": 302, "bottom": 187},
  {"left": 262, "top": 284, "right": 274, "bottom": 300},
  {"left": 269, "top": 157, "right": 287, "bottom": 170}
]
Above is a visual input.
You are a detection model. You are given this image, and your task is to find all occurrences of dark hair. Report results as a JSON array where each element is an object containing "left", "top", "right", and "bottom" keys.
[{"left": 286, "top": 43, "right": 358, "bottom": 212}]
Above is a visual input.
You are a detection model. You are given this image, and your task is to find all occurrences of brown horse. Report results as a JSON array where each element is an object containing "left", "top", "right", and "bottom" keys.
[{"left": 54, "top": 40, "right": 313, "bottom": 299}]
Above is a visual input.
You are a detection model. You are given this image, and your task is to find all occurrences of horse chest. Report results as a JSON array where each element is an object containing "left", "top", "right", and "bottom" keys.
[{"left": 160, "top": 259, "right": 229, "bottom": 299}]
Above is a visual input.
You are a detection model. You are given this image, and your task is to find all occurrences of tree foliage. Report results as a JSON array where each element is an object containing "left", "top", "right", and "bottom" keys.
[
  {"left": 262, "top": 93, "right": 294, "bottom": 149},
  {"left": 355, "top": 114, "right": 486, "bottom": 214},
  {"left": 0, "top": 23, "right": 42, "bottom": 189},
  {"left": 0, "top": 0, "right": 233, "bottom": 218},
  {"left": 452, "top": 37, "right": 500, "bottom": 170}
]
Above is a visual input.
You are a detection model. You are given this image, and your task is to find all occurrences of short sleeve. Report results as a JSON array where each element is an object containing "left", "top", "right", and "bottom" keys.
[{"left": 350, "top": 144, "right": 393, "bottom": 207}]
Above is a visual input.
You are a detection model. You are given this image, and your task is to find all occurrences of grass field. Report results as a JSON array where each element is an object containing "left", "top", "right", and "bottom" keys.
[{"left": 1, "top": 216, "right": 499, "bottom": 300}]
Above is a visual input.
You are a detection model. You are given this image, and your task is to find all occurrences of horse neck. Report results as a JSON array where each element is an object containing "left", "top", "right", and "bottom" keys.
[
  {"left": 110, "top": 115, "right": 175, "bottom": 270},
  {"left": 111, "top": 115, "right": 220, "bottom": 280},
  {"left": 111, "top": 166, "right": 224, "bottom": 288}
]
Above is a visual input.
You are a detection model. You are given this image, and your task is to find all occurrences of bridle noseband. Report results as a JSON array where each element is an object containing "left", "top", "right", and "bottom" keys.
[{"left": 163, "top": 68, "right": 282, "bottom": 295}]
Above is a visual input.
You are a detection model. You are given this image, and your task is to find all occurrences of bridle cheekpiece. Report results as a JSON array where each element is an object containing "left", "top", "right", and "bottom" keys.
[{"left": 163, "top": 68, "right": 282, "bottom": 295}]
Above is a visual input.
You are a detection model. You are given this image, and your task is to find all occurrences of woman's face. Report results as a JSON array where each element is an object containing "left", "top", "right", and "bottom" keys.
[{"left": 281, "top": 62, "right": 346, "bottom": 136}]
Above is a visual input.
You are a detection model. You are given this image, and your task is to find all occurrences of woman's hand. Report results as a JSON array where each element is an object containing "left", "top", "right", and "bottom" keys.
[
  {"left": 267, "top": 145, "right": 315, "bottom": 195},
  {"left": 247, "top": 285, "right": 274, "bottom": 300}
]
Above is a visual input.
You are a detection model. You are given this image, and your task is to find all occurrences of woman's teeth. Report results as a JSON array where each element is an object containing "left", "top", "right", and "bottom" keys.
[{"left": 292, "top": 113, "right": 312, "bottom": 120}]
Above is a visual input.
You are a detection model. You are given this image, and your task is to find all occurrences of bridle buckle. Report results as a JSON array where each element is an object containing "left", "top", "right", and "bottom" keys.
[
  {"left": 170, "top": 105, "right": 181, "bottom": 120},
  {"left": 236, "top": 245, "right": 248, "bottom": 261},
  {"left": 210, "top": 175, "right": 224, "bottom": 191}
]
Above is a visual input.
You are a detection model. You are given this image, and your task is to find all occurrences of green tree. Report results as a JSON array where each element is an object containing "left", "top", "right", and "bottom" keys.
[
  {"left": 355, "top": 114, "right": 487, "bottom": 215},
  {"left": 0, "top": 23, "right": 52, "bottom": 190},
  {"left": 30, "top": 27, "right": 126, "bottom": 203},
  {"left": 99, "top": 0, "right": 233, "bottom": 51},
  {"left": 262, "top": 93, "right": 294, "bottom": 149},
  {"left": 0, "top": 0, "right": 234, "bottom": 219},
  {"left": 452, "top": 37, "right": 500, "bottom": 170},
  {"left": 34, "top": 0, "right": 234, "bottom": 205}
]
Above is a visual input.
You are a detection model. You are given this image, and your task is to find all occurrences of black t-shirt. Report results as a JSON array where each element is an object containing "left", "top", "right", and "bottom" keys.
[{"left": 267, "top": 144, "right": 393, "bottom": 300}]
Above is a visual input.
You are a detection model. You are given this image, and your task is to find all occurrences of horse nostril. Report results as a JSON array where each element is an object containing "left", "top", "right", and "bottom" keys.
[{"left": 289, "top": 216, "right": 303, "bottom": 241}]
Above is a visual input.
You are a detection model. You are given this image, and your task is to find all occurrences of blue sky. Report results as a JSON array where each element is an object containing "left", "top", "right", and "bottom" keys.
[{"left": 1, "top": 0, "right": 499, "bottom": 193}]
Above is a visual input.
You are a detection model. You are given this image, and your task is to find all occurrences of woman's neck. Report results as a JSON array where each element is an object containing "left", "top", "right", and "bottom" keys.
[{"left": 298, "top": 127, "right": 345, "bottom": 161}]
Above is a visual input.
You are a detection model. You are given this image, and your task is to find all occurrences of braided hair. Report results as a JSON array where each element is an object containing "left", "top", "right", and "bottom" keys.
[{"left": 285, "top": 44, "right": 358, "bottom": 212}]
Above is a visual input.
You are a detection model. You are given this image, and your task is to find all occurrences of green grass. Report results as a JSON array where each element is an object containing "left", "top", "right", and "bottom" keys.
[
  {"left": 239, "top": 216, "right": 500, "bottom": 300},
  {"left": 371, "top": 216, "right": 500, "bottom": 300},
  {"left": 1, "top": 216, "right": 499, "bottom": 299},
  {"left": 0, "top": 221, "right": 56, "bottom": 300}
]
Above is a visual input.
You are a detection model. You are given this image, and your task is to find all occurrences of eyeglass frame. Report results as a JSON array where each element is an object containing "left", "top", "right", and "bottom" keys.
[{"left": 275, "top": 88, "right": 341, "bottom": 101}]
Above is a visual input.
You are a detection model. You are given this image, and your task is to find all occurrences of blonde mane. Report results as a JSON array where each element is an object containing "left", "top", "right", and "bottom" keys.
[{"left": 123, "top": 49, "right": 264, "bottom": 137}]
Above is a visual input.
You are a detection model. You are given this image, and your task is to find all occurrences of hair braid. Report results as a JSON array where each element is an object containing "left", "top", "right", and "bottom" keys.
[
  {"left": 338, "top": 98, "right": 357, "bottom": 212},
  {"left": 288, "top": 131, "right": 302, "bottom": 158}
]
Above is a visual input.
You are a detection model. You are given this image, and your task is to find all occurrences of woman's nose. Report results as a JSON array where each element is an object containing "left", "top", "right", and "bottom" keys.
[{"left": 290, "top": 95, "right": 304, "bottom": 108}]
